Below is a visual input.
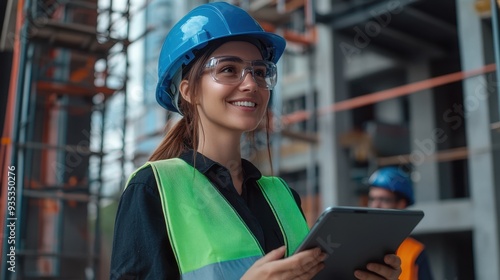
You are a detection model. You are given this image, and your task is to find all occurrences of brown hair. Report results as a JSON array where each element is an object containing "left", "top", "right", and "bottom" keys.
[
  {"left": 149, "top": 39, "right": 273, "bottom": 171},
  {"left": 149, "top": 43, "right": 216, "bottom": 161}
]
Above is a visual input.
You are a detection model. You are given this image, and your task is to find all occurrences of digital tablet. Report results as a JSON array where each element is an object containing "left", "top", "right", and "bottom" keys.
[{"left": 294, "top": 206, "right": 424, "bottom": 280}]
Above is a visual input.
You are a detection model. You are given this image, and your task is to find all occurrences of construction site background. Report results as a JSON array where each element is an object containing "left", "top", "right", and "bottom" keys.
[{"left": 1, "top": 0, "right": 500, "bottom": 279}]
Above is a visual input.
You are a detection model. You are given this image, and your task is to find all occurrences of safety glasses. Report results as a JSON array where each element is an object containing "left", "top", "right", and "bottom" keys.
[{"left": 203, "top": 56, "right": 277, "bottom": 89}]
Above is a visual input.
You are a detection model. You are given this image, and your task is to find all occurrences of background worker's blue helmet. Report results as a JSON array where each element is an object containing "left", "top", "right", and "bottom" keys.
[
  {"left": 368, "top": 166, "right": 415, "bottom": 206},
  {"left": 155, "top": 2, "right": 286, "bottom": 114}
]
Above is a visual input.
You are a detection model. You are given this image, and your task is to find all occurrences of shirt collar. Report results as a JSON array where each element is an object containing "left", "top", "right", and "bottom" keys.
[
  {"left": 179, "top": 149, "right": 262, "bottom": 183},
  {"left": 241, "top": 157, "right": 262, "bottom": 182},
  {"left": 179, "top": 149, "right": 218, "bottom": 174}
]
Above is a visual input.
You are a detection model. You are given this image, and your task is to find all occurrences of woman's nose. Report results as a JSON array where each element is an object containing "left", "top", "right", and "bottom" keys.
[{"left": 240, "top": 69, "right": 259, "bottom": 89}]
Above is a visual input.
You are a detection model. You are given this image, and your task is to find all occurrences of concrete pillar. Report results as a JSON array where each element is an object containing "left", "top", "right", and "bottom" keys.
[
  {"left": 456, "top": 0, "right": 500, "bottom": 278},
  {"left": 316, "top": 0, "right": 336, "bottom": 208},
  {"left": 408, "top": 63, "right": 440, "bottom": 203},
  {"left": 317, "top": 0, "right": 354, "bottom": 208}
]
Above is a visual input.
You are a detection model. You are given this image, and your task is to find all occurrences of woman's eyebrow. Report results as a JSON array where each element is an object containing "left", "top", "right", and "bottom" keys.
[{"left": 217, "top": 56, "right": 245, "bottom": 62}]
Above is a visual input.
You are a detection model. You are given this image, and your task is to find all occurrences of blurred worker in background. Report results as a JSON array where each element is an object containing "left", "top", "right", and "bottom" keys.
[
  {"left": 368, "top": 166, "right": 434, "bottom": 280},
  {"left": 110, "top": 2, "right": 402, "bottom": 279}
]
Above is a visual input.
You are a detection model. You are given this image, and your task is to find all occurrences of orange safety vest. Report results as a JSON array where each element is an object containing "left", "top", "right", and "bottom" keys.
[{"left": 396, "top": 237, "right": 425, "bottom": 280}]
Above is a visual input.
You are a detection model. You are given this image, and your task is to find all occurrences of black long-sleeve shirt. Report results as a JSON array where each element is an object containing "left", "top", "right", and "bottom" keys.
[{"left": 110, "top": 151, "right": 302, "bottom": 280}]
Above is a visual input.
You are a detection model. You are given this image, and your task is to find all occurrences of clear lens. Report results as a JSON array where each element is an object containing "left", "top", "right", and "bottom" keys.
[{"left": 204, "top": 56, "right": 277, "bottom": 89}]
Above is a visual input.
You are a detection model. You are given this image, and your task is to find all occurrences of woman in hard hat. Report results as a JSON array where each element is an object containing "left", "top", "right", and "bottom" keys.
[
  {"left": 110, "top": 2, "right": 401, "bottom": 279},
  {"left": 368, "top": 167, "right": 434, "bottom": 280}
]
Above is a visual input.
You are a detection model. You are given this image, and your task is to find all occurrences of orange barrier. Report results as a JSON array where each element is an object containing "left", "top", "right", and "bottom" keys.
[
  {"left": 282, "top": 63, "right": 497, "bottom": 125},
  {"left": 377, "top": 146, "right": 469, "bottom": 167}
]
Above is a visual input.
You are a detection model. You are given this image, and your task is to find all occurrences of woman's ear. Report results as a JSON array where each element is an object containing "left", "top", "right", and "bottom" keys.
[{"left": 179, "top": 80, "right": 192, "bottom": 104}]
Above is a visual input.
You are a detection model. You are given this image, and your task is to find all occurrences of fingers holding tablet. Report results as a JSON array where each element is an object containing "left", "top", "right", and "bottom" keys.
[
  {"left": 241, "top": 246, "right": 327, "bottom": 280},
  {"left": 287, "top": 247, "right": 328, "bottom": 279},
  {"left": 354, "top": 253, "right": 402, "bottom": 280}
]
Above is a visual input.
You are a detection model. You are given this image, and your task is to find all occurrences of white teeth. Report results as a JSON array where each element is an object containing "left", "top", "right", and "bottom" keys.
[{"left": 232, "top": 101, "right": 256, "bottom": 107}]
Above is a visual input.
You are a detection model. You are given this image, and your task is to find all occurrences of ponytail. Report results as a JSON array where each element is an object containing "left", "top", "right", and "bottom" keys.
[
  {"left": 149, "top": 118, "right": 188, "bottom": 161},
  {"left": 148, "top": 42, "right": 218, "bottom": 161}
]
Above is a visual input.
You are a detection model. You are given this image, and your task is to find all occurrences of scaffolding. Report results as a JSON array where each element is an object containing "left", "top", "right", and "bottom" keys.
[{"left": 0, "top": 0, "right": 149, "bottom": 278}]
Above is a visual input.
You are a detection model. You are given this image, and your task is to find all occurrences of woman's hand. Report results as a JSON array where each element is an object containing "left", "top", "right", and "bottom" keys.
[
  {"left": 241, "top": 246, "right": 326, "bottom": 280},
  {"left": 354, "top": 254, "right": 402, "bottom": 280}
]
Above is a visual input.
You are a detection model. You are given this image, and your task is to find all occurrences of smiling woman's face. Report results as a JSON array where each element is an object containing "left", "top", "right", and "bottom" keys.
[{"left": 183, "top": 41, "right": 271, "bottom": 136}]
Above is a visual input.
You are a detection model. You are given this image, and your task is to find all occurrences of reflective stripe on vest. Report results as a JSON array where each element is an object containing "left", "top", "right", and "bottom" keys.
[
  {"left": 396, "top": 237, "right": 425, "bottom": 280},
  {"left": 132, "top": 158, "right": 309, "bottom": 279}
]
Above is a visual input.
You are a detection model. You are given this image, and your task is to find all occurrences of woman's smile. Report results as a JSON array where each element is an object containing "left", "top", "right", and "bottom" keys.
[
  {"left": 195, "top": 41, "right": 270, "bottom": 133},
  {"left": 230, "top": 100, "right": 257, "bottom": 108}
]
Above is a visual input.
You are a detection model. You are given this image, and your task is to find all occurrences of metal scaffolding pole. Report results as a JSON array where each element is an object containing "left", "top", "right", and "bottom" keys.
[{"left": 492, "top": 0, "right": 500, "bottom": 117}]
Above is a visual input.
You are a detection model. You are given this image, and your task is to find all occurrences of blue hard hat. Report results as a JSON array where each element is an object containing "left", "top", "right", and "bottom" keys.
[
  {"left": 368, "top": 166, "right": 415, "bottom": 206},
  {"left": 155, "top": 2, "right": 286, "bottom": 113}
]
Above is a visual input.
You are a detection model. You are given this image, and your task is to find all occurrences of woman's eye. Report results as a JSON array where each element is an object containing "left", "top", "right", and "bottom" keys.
[
  {"left": 254, "top": 69, "right": 266, "bottom": 78},
  {"left": 219, "top": 66, "right": 237, "bottom": 74}
]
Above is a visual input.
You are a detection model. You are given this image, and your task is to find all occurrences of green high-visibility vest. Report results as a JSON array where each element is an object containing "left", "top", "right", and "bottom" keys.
[{"left": 127, "top": 158, "right": 310, "bottom": 280}]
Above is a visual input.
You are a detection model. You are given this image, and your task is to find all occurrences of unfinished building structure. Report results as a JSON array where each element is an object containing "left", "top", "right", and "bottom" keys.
[{"left": 1, "top": 0, "right": 149, "bottom": 278}]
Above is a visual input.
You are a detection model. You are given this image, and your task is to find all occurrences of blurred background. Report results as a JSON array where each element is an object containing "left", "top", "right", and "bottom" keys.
[{"left": 1, "top": 0, "right": 500, "bottom": 279}]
